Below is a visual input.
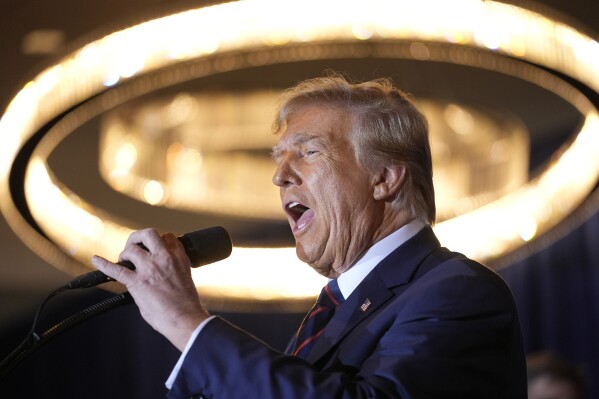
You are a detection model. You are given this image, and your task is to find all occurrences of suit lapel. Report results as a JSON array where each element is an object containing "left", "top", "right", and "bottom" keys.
[
  {"left": 305, "top": 226, "right": 441, "bottom": 364},
  {"left": 306, "top": 270, "right": 392, "bottom": 363}
]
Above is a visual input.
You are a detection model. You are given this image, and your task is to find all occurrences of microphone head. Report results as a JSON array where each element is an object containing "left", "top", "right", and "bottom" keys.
[{"left": 178, "top": 226, "right": 232, "bottom": 267}]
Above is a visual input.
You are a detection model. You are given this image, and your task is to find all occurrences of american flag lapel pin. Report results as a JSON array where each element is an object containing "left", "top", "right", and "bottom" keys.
[{"left": 360, "top": 298, "right": 372, "bottom": 312}]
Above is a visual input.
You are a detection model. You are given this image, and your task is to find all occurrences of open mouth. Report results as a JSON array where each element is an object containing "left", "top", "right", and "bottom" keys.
[
  {"left": 286, "top": 201, "right": 310, "bottom": 224},
  {"left": 285, "top": 200, "right": 315, "bottom": 233}
]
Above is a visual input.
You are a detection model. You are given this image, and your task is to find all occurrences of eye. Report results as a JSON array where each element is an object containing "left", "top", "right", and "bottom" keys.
[{"left": 304, "top": 149, "right": 318, "bottom": 157}]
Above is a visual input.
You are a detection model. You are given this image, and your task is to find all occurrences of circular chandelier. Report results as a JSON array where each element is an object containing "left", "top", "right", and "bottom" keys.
[
  {"left": 98, "top": 92, "right": 529, "bottom": 222},
  {"left": 1, "top": 0, "right": 599, "bottom": 309}
]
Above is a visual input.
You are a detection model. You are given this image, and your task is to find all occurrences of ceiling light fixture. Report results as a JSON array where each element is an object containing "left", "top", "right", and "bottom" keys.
[{"left": 1, "top": 0, "right": 598, "bottom": 307}]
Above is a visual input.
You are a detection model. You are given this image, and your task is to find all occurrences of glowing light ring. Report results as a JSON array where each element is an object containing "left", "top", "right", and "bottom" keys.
[{"left": 1, "top": 0, "right": 599, "bottom": 304}]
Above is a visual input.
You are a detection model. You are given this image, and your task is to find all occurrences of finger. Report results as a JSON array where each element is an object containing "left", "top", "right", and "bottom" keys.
[
  {"left": 162, "top": 232, "right": 183, "bottom": 253},
  {"left": 162, "top": 232, "right": 192, "bottom": 267},
  {"left": 117, "top": 241, "right": 152, "bottom": 267},
  {"left": 125, "top": 228, "right": 164, "bottom": 254},
  {"left": 92, "top": 255, "right": 136, "bottom": 285}
]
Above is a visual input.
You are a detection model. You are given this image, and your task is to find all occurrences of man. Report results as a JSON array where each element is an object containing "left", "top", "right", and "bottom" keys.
[
  {"left": 527, "top": 352, "right": 586, "bottom": 399},
  {"left": 93, "top": 75, "right": 527, "bottom": 398}
]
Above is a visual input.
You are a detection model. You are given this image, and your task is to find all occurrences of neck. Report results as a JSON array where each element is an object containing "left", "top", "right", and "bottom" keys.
[
  {"left": 339, "top": 208, "right": 418, "bottom": 276},
  {"left": 371, "top": 206, "right": 417, "bottom": 246}
]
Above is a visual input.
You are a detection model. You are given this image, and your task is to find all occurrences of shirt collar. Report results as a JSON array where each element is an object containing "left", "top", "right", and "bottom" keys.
[{"left": 336, "top": 219, "right": 426, "bottom": 299}]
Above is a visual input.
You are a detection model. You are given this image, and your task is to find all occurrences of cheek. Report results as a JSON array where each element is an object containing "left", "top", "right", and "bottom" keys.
[
  {"left": 310, "top": 166, "right": 372, "bottom": 231},
  {"left": 325, "top": 177, "right": 371, "bottom": 214}
]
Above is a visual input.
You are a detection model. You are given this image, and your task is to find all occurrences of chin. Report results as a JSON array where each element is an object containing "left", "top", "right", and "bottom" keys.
[
  {"left": 295, "top": 240, "right": 337, "bottom": 276},
  {"left": 308, "top": 259, "right": 338, "bottom": 278}
]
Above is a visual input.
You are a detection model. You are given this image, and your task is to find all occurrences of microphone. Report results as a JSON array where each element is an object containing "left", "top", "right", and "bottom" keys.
[{"left": 67, "top": 226, "right": 232, "bottom": 289}]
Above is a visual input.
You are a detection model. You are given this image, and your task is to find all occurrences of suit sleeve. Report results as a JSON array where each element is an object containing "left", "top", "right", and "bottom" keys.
[{"left": 167, "top": 258, "right": 526, "bottom": 399}]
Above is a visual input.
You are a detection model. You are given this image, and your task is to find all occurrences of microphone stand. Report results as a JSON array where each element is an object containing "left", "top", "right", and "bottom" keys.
[
  {"left": 0, "top": 226, "right": 232, "bottom": 381},
  {"left": 0, "top": 290, "right": 133, "bottom": 380}
]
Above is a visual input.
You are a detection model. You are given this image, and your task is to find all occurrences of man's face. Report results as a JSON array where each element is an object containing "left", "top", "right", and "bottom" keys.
[{"left": 272, "top": 105, "right": 383, "bottom": 278}]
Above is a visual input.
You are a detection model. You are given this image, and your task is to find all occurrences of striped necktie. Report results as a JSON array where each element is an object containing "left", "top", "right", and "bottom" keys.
[{"left": 291, "top": 279, "right": 344, "bottom": 359}]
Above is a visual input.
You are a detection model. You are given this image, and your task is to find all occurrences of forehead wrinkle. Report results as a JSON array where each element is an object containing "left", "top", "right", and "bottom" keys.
[{"left": 291, "top": 132, "right": 326, "bottom": 146}]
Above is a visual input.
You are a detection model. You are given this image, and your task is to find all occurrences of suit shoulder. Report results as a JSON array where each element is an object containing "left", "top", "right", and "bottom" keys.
[
  {"left": 426, "top": 247, "right": 507, "bottom": 285},
  {"left": 404, "top": 247, "right": 516, "bottom": 310}
]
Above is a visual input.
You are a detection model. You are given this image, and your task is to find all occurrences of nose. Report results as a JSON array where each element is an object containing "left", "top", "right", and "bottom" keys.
[{"left": 272, "top": 155, "right": 300, "bottom": 188}]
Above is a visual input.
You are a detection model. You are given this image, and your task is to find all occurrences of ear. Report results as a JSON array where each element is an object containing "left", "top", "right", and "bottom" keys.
[{"left": 372, "top": 165, "right": 406, "bottom": 201}]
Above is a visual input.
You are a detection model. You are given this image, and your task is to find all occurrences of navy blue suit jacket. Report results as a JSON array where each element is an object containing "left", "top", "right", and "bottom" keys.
[{"left": 168, "top": 226, "right": 527, "bottom": 398}]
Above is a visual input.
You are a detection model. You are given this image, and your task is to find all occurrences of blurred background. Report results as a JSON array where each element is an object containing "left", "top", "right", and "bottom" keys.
[{"left": 0, "top": 0, "right": 598, "bottom": 398}]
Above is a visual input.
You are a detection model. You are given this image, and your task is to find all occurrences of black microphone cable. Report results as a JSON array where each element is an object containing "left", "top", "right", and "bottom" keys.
[
  {"left": 0, "top": 226, "right": 232, "bottom": 380},
  {"left": 0, "top": 287, "right": 134, "bottom": 381}
]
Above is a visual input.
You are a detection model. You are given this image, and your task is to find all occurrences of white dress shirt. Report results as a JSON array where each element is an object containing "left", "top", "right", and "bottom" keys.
[
  {"left": 166, "top": 219, "right": 426, "bottom": 388},
  {"left": 336, "top": 219, "right": 425, "bottom": 299}
]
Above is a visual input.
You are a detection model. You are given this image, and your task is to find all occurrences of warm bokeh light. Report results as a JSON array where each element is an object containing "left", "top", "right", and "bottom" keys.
[
  {"left": 143, "top": 180, "right": 166, "bottom": 205},
  {"left": 1, "top": 0, "right": 599, "bottom": 303},
  {"left": 25, "top": 156, "right": 326, "bottom": 300},
  {"left": 98, "top": 93, "right": 529, "bottom": 222}
]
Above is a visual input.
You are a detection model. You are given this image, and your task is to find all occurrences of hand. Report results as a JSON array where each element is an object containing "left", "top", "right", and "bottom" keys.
[{"left": 92, "top": 228, "right": 210, "bottom": 351}]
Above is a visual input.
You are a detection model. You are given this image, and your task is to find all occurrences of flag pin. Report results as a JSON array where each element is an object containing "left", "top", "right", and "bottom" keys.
[{"left": 360, "top": 298, "right": 372, "bottom": 312}]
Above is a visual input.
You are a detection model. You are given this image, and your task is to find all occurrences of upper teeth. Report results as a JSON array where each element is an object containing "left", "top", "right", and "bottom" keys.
[{"left": 288, "top": 201, "right": 299, "bottom": 209}]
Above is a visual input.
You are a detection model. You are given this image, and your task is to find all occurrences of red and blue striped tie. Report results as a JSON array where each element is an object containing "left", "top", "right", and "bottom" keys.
[{"left": 291, "top": 279, "right": 344, "bottom": 359}]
